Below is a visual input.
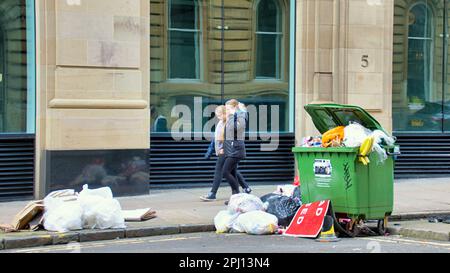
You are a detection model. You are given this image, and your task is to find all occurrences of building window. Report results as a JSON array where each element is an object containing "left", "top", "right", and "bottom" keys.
[
  {"left": 168, "top": 0, "right": 201, "bottom": 80},
  {"left": 407, "top": 3, "right": 433, "bottom": 105},
  {"left": 0, "top": 0, "right": 35, "bottom": 134},
  {"left": 255, "top": 0, "right": 282, "bottom": 79}
]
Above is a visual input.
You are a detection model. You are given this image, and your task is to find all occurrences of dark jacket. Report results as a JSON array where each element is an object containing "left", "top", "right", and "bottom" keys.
[{"left": 223, "top": 112, "right": 247, "bottom": 159}]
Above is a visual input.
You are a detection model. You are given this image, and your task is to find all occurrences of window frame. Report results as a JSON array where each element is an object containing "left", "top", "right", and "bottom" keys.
[
  {"left": 166, "top": 0, "right": 203, "bottom": 81},
  {"left": 406, "top": 2, "right": 435, "bottom": 102},
  {"left": 254, "top": 0, "right": 285, "bottom": 80}
]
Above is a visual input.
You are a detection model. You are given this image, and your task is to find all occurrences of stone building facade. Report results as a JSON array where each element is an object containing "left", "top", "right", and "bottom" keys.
[{"left": 0, "top": 0, "right": 445, "bottom": 200}]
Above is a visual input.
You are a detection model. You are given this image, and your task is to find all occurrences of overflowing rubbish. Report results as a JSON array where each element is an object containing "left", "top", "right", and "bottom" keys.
[
  {"left": 302, "top": 121, "right": 396, "bottom": 165},
  {"left": 301, "top": 136, "right": 322, "bottom": 147},
  {"left": 322, "top": 126, "right": 345, "bottom": 148},
  {"left": 293, "top": 104, "right": 399, "bottom": 239},
  {"left": 1, "top": 185, "right": 157, "bottom": 233},
  {"left": 215, "top": 180, "right": 302, "bottom": 235},
  {"left": 343, "top": 123, "right": 373, "bottom": 148}
]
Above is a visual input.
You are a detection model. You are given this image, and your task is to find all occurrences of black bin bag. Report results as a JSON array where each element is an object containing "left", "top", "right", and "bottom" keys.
[{"left": 261, "top": 192, "right": 302, "bottom": 227}]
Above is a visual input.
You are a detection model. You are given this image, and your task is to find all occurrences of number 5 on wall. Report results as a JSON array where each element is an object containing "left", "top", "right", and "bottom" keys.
[{"left": 361, "top": 55, "right": 369, "bottom": 68}]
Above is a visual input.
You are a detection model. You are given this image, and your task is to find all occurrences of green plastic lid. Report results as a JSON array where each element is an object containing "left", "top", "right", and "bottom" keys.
[{"left": 304, "top": 104, "right": 386, "bottom": 134}]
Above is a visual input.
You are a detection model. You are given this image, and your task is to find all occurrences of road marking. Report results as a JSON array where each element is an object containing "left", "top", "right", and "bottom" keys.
[
  {"left": 361, "top": 237, "right": 450, "bottom": 248},
  {"left": 13, "top": 236, "right": 202, "bottom": 253}
]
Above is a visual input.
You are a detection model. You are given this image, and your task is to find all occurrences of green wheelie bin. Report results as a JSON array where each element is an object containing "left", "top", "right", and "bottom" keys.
[{"left": 292, "top": 104, "right": 400, "bottom": 237}]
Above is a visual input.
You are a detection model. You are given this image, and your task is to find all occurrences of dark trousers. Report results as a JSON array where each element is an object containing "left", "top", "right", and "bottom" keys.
[
  {"left": 211, "top": 155, "right": 248, "bottom": 194},
  {"left": 222, "top": 157, "right": 242, "bottom": 194}
]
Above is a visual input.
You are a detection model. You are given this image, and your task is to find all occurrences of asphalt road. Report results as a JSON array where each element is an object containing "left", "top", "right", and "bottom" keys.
[{"left": 4, "top": 232, "right": 450, "bottom": 253}]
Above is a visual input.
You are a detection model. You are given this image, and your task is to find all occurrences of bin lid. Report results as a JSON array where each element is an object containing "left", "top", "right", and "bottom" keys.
[{"left": 304, "top": 104, "right": 386, "bottom": 134}]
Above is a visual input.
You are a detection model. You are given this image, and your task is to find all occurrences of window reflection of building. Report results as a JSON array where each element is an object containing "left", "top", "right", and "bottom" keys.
[
  {"left": 256, "top": 0, "right": 283, "bottom": 79},
  {"left": 150, "top": 0, "right": 293, "bottom": 133},
  {"left": 392, "top": 0, "right": 450, "bottom": 132},
  {"left": 0, "top": 0, "right": 32, "bottom": 133},
  {"left": 168, "top": 0, "right": 201, "bottom": 80}
]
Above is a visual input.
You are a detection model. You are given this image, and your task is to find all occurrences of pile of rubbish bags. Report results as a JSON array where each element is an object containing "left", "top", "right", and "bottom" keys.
[
  {"left": 0, "top": 185, "right": 157, "bottom": 233},
  {"left": 302, "top": 122, "right": 396, "bottom": 164},
  {"left": 214, "top": 185, "right": 302, "bottom": 235},
  {"left": 43, "top": 185, "right": 126, "bottom": 233}
]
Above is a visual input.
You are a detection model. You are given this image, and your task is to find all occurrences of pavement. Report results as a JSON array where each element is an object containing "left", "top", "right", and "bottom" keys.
[{"left": 0, "top": 178, "right": 449, "bottom": 251}]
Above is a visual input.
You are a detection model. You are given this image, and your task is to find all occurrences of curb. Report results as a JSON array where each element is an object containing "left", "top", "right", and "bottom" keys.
[
  {"left": 389, "top": 212, "right": 450, "bottom": 222},
  {"left": 0, "top": 224, "right": 216, "bottom": 251},
  {"left": 1, "top": 212, "right": 449, "bottom": 251},
  {"left": 387, "top": 226, "right": 450, "bottom": 242}
]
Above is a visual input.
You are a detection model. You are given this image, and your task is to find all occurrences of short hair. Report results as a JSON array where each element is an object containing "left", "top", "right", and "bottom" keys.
[{"left": 226, "top": 99, "right": 239, "bottom": 108}]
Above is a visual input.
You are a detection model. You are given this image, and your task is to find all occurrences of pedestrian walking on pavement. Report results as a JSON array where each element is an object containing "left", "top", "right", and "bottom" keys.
[
  {"left": 222, "top": 99, "right": 247, "bottom": 195},
  {"left": 201, "top": 105, "right": 251, "bottom": 202}
]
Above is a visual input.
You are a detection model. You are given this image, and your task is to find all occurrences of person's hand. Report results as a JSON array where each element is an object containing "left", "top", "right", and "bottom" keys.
[{"left": 219, "top": 149, "right": 224, "bottom": 155}]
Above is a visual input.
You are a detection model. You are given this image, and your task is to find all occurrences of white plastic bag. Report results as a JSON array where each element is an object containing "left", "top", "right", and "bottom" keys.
[
  {"left": 43, "top": 200, "right": 83, "bottom": 233},
  {"left": 343, "top": 123, "right": 372, "bottom": 148},
  {"left": 214, "top": 210, "right": 240, "bottom": 234},
  {"left": 232, "top": 211, "right": 279, "bottom": 235},
  {"left": 373, "top": 143, "right": 388, "bottom": 164},
  {"left": 228, "top": 194, "right": 265, "bottom": 214},
  {"left": 372, "top": 130, "right": 395, "bottom": 146},
  {"left": 79, "top": 184, "right": 113, "bottom": 200},
  {"left": 78, "top": 185, "right": 125, "bottom": 230}
]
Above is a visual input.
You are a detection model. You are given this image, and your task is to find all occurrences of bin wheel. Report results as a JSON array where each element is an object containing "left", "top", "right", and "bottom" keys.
[{"left": 377, "top": 217, "right": 388, "bottom": 236}]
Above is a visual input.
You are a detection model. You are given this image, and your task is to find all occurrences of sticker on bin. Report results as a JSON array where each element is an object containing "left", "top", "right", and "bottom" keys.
[
  {"left": 284, "top": 200, "right": 331, "bottom": 238},
  {"left": 314, "top": 160, "right": 332, "bottom": 178}
]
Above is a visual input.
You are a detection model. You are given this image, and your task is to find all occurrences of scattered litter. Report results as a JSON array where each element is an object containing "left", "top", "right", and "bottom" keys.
[
  {"left": 0, "top": 200, "right": 45, "bottom": 232},
  {"left": 428, "top": 216, "right": 450, "bottom": 224},
  {"left": 122, "top": 208, "right": 157, "bottom": 222}
]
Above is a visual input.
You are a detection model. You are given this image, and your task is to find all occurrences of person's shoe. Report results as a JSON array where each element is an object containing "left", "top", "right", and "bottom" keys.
[
  {"left": 200, "top": 192, "right": 217, "bottom": 202},
  {"left": 224, "top": 200, "right": 229, "bottom": 206},
  {"left": 243, "top": 187, "right": 252, "bottom": 194}
]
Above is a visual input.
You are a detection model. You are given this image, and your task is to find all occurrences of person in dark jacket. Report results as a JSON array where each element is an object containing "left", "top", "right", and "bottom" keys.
[
  {"left": 222, "top": 99, "right": 247, "bottom": 194},
  {"left": 201, "top": 106, "right": 251, "bottom": 202}
]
